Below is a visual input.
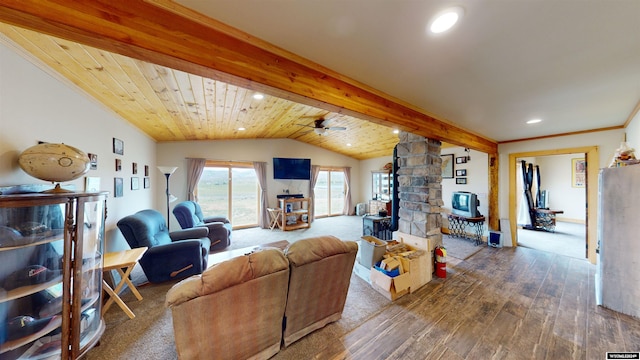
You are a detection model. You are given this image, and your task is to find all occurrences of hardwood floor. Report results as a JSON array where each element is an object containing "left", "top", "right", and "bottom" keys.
[{"left": 306, "top": 246, "right": 640, "bottom": 359}]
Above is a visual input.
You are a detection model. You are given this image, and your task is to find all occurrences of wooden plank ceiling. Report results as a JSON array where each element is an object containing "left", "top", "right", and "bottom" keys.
[{"left": 0, "top": 23, "right": 400, "bottom": 160}]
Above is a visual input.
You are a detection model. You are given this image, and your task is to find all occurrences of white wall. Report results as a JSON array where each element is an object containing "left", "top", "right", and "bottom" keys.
[
  {"left": 156, "top": 139, "right": 362, "bottom": 229},
  {"left": 0, "top": 41, "right": 156, "bottom": 252},
  {"left": 534, "top": 154, "right": 586, "bottom": 221}
]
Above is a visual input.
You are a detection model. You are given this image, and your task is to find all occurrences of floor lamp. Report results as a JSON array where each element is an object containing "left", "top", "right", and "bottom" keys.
[{"left": 157, "top": 166, "right": 178, "bottom": 230}]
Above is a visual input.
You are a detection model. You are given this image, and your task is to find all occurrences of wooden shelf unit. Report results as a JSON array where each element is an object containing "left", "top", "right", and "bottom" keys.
[{"left": 279, "top": 198, "right": 310, "bottom": 231}]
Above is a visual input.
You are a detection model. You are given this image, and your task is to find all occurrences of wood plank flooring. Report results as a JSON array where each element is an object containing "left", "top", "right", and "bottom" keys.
[{"left": 298, "top": 246, "right": 639, "bottom": 360}]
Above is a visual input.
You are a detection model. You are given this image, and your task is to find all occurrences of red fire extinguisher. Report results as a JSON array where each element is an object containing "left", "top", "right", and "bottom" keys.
[{"left": 435, "top": 245, "right": 447, "bottom": 278}]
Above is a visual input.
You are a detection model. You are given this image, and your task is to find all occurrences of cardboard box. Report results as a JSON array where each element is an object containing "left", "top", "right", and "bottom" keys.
[
  {"left": 369, "top": 267, "right": 411, "bottom": 301},
  {"left": 391, "top": 232, "right": 432, "bottom": 293},
  {"left": 353, "top": 261, "right": 371, "bottom": 284},
  {"left": 398, "top": 249, "right": 430, "bottom": 293}
]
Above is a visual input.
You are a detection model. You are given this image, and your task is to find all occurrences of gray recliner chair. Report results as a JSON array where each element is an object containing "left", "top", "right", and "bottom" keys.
[{"left": 172, "top": 201, "right": 231, "bottom": 251}]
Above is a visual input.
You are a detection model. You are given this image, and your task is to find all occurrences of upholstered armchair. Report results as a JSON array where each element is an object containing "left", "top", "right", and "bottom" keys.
[
  {"left": 166, "top": 248, "right": 290, "bottom": 360},
  {"left": 282, "top": 235, "right": 358, "bottom": 347},
  {"left": 172, "top": 201, "right": 231, "bottom": 251},
  {"left": 117, "top": 209, "right": 211, "bottom": 283}
]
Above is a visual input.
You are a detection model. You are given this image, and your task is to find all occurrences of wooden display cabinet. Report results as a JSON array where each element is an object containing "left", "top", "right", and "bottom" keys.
[
  {"left": 278, "top": 198, "right": 310, "bottom": 231},
  {"left": 0, "top": 190, "right": 108, "bottom": 359}
]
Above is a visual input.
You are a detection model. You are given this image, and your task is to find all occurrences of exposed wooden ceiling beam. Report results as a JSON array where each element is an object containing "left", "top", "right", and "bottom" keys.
[{"left": 0, "top": 0, "right": 497, "bottom": 153}]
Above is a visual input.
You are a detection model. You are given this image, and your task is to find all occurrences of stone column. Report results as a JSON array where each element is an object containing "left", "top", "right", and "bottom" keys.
[{"left": 394, "top": 132, "right": 443, "bottom": 250}]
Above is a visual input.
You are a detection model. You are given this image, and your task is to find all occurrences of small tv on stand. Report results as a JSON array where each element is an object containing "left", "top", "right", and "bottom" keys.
[{"left": 451, "top": 191, "right": 481, "bottom": 218}]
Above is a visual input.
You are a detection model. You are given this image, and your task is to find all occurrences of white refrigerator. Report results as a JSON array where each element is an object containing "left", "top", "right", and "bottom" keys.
[{"left": 596, "top": 165, "right": 640, "bottom": 318}]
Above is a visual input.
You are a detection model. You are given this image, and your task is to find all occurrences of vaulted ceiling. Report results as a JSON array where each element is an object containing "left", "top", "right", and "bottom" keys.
[
  {"left": 0, "top": 23, "right": 399, "bottom": 160},
  {"left": 1, "top": 1, "right": 638, "bottom": 160}
]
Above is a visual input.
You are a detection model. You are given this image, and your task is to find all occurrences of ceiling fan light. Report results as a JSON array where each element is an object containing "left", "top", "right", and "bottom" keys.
[{"left": 314, "top": 128, "right": 326, "bottom": 135}]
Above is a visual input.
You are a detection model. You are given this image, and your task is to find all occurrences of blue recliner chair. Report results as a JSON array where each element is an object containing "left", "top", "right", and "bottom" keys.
[
  {"left": 117, "top": 209, "right": 210, "bottom": 283},
  {"left": 173, "top": 201, "right": 232, "bottom": 251}
]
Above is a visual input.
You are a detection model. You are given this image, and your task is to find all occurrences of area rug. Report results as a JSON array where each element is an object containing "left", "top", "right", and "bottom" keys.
[{"left": 442, "top": 235, "right": 484, "bottom": 260}]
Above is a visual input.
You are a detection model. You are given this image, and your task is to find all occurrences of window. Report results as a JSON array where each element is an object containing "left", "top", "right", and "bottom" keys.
[
  {"left": 197, "top": 161, "right": 259, "bottom": 228},
  {"left": 314, "top": 168, "right": 345, "bottom": 217}
]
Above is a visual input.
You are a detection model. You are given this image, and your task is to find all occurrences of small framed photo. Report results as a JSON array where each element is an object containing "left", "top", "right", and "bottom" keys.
[
  {"left": 456, "top": 156, "right": 467, "bottom": 164},
  {"left": 85, "top": 177, "right": 100, "bottom": 192},
  {"left": 115, "top": 159, "right": 122, "bottom": 172},
  {"left": 132, "top": 162, "right": 138, "bottom": 174},
  {"left": 144, "top": 165, "right": 149, "bottom": 177},
  {"left": 456, "top": 169, "right": 467, "bottom": 177},
  {"left": 114, "top": 177, "right": 124, "bottom": 197},
  {"left": 143, "top": 177, "right": 150, "bottom": 189},
  {"left": 456, "top": 177, "right": 467, "bottom": 185},
  {"left": 113, "top": 138, "right": 124, "bottom": 155},
  {"left": 88, "top": 153, "right": 98, "bottom": 170},
  {"left": 131, "top": 177, "right": 140, "bottom": 190}
]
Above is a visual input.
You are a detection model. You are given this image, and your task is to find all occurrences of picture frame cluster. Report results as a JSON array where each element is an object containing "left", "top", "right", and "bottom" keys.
[{"left": 111, "top": 138, "right": 150, "bottom": 197}]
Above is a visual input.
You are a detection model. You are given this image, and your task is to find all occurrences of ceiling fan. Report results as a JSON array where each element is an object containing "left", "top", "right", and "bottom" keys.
[{"left": 297, "top": 118, "right": 347, "bottom": 135}]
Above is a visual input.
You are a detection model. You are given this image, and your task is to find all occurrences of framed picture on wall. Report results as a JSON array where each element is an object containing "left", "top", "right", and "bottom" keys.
[
  {"left": 113, "top": 138, "right": 124, "bottom": 155},
  {"left": 456, "top": 169, "right": 467, "bottom": 177},
  {"left": 456, "top": 177, "right": 467, "bottom": 185},
  {"left": 114, "top": 178, "right": 123, "bottom": 197},
  {"left": 441, "top": 154, "right": 454, "bottom": 179},
  {"left": 88, "top": 153, "right": 98, "bottom": 170},
  {"left": 572, "top": 158, "right": 586, "bottom": 188},
  {"left": 131, "top": 177, "right": 140, "bottom": 190},
  {"left": 144, "top": 177, "right": 150, "bottom": 189},
  {"left": 456, "top": 156, "right": 467, "bottom": 164}
]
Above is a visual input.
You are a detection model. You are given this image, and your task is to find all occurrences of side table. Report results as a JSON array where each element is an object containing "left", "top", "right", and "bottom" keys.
[
  {"left": 447, "top": 214, "right": 485, "bottom": 246},
  {"left": 102, "top": 247, "right": 148, "bottom": 319}
]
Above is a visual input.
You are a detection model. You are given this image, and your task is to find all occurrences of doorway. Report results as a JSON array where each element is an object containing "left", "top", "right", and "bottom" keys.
[
  {"left": 508, "top": 146, "right": 598, "bottom": 264},
  {"left": 515, "top": 155, "right": 586, "bottom": 259}
]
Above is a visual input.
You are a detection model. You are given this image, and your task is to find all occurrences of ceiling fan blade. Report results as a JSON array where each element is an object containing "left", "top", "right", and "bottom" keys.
[{"left": 326, "top": 127, "right": 346, "bottom": 131}]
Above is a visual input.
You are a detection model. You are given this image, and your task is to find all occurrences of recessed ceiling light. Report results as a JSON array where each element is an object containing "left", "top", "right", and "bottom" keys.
[
  {"left": 527, "top": 119, "right": 542, "bottom": 124},
  {"left": 429, "top": 6, "right": 464, "bottom": 34},
  {"left": 253, "top": 93, "right": 264, "bottom": 100},
  {"left": 393, "top": 129, "right": 399, "bottom": 134},
  {"left": 238, "top": 127, "right": 246, "bottom": 131},
  {"left": 346, "top": 143, "right": 352, "bottom": 147}
]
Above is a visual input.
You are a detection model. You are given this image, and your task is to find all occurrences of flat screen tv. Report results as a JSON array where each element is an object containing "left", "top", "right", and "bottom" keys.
[
  {"left": 273, "top": 157, "right": 311, "bottom": 180},
  {"left": 451, "top": 191, "right": 481, "bottom": 218}
]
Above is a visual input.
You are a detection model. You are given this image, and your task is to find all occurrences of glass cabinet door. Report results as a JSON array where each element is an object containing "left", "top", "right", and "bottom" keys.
[
  {"left": 73, "top": 197, "right": 105, "bottom": 357},
  {"left": 0, "top": 199, "right": 67, "bottom": 360},
  {"left": 0, "top": 192, "right": 106, "bottom": 360}
]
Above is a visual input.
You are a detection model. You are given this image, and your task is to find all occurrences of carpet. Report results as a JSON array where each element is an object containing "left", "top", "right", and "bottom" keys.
[
  {"left": 87, "top": 216, "right": 391, "bottom": 360},
  {"left": 442, "top": 235, "right": 484, "bottom": 260},
  {"left": 86, "top": 269, "right": 389, "bottom": 360}
]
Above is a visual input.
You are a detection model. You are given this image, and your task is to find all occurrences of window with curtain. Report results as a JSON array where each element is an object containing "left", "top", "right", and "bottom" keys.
[{"left": 196, "top": 161, "right": 259, "bottom": 228}]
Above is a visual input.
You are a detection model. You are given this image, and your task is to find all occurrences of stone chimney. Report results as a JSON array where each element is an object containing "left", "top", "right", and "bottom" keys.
[{"left": 394, "top": 132, "right": 443, "bottom": 250}]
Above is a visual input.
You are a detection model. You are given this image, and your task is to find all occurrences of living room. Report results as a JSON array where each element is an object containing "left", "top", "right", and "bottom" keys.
[{"left": 2, "top": 1, "right": 640, "bottom": 359}]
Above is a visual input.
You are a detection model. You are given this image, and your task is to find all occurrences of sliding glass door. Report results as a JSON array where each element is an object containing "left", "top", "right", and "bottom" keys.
[
  {"left": 197, "top": 163, "right": 259, "bottom": 228},
  {"left": 314, "top": 169, "right": 345, "bottom": 218}
]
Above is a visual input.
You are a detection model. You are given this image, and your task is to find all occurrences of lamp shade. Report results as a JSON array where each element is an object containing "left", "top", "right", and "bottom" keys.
[
  {"left": 157, "top": 166, "right": 178, "bottom": 175},
  {"left": 18, "top": 143, "right": 90, "bottom": 183}
]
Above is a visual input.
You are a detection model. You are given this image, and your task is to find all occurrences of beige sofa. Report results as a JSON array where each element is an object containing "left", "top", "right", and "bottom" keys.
[{"left": 165, "top": 235, "right": 358, "bottom": 360}]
